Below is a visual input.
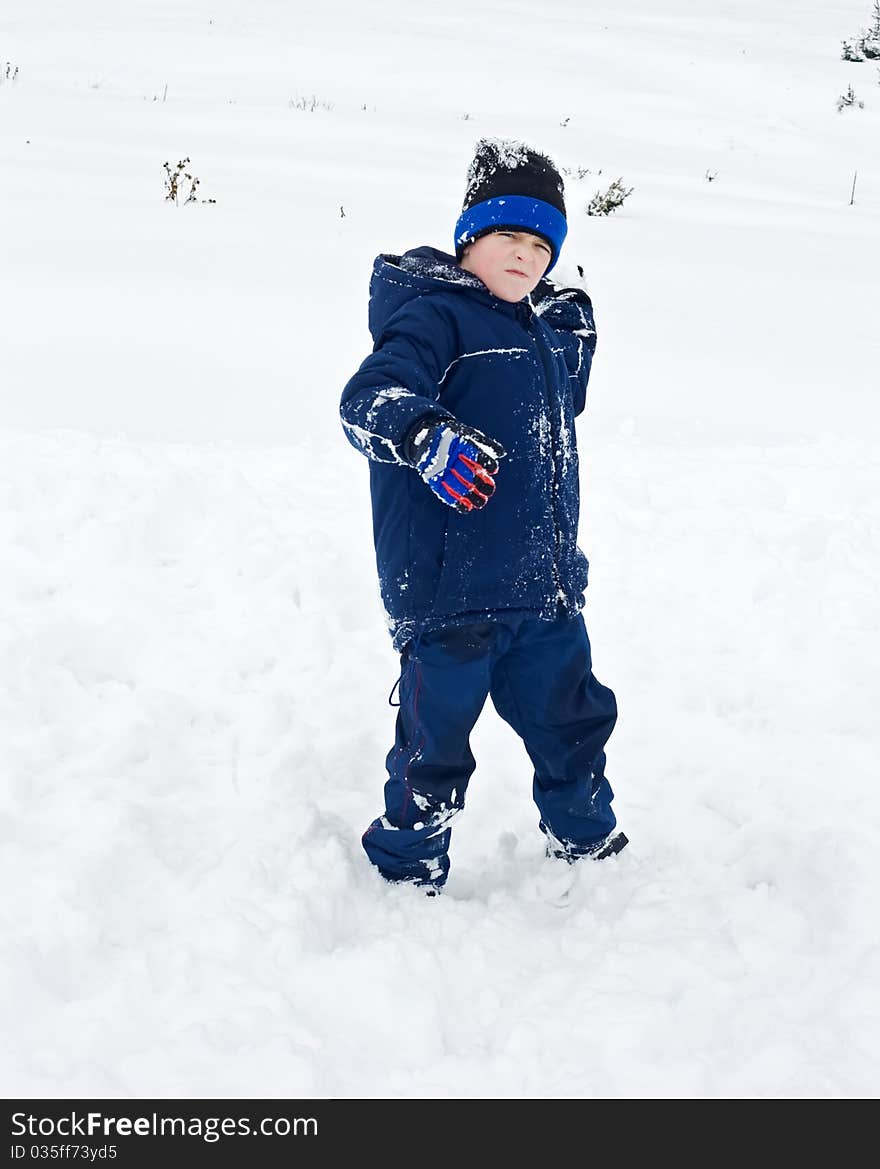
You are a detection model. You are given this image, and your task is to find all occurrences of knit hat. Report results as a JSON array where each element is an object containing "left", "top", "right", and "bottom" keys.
[{"left": 454, "top": 137, "right": 567, "bottom": 271}]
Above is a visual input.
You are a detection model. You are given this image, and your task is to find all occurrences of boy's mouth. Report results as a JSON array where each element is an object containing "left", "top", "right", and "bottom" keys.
[{"left": 505, "top": 269, "right": 528, "bottom": 278}]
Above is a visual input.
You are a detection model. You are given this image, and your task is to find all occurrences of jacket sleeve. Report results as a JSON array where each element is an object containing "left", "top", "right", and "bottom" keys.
[
  {"left": 340, "top": 297, "right": 458, "bottom": 465},
  {"left": 532, "top": 279, "right": 597, "bottom": 417}
]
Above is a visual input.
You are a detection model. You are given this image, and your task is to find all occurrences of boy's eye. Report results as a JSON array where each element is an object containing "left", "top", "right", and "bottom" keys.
[{"left": 497, "top": 231, "right": 549, "bottom": 253}]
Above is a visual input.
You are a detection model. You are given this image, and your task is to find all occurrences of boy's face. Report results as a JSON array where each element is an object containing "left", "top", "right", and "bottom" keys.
[{"left": 459, "top": 230, "right": 552, "bottom": 302}]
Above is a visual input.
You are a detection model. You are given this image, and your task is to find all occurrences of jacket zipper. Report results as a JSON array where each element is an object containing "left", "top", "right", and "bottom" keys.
[{"left": 520, "top": 305, "right": 564, "bottom": 604}]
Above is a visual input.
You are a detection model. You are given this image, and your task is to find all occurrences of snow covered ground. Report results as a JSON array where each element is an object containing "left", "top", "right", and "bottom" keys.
[{"left": 1, "top": 0, "right": 878, "bottom": 1098}]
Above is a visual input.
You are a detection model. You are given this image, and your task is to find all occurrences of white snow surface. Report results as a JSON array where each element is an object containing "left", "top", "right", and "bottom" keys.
[{"left": 2, "top": 0, "right": 879, "bottom": 1098}]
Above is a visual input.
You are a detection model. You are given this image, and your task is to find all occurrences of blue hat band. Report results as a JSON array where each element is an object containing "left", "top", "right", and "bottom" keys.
[{"left": 454, "top": 195, "right": 567, "bottom": 271}]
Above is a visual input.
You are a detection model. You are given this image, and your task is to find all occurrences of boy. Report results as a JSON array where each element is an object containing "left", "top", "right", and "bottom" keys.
[{"left": 340, "top": 137, "right": 626, "bottom": 893}]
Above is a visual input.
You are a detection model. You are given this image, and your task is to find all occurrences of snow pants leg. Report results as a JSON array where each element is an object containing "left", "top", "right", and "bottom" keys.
[
  {"left": 361, "top": 611, "right": 618, "bottom": 888},
  {"left": 488, "top": 611, "right": 618, "bottom": 859},
  {"left": 362, "top": 622, "right": 496, "bottom": 888}
]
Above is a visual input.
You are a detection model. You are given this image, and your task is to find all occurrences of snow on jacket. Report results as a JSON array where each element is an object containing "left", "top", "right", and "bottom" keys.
[{"left": 340, "top": 245, "right": 597, "bottom": 651}]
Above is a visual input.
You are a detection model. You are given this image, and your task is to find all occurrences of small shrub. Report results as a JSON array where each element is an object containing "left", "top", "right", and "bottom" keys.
[
  {"left": 561, "top": 165, "right": 599, "bottom": 180},
  {"left": 836, "top": 83, "right": 865, "bottom": 110},
  {"left": 163, "top": 157, "right": 216, "bottom": 204},
  {"left": 586, "top": 178, "right": 633, "bottom": 216},
  {"left": 289, "top": 93, "right": 333, "bottom": 112},
  {"left": 2, "top": 61, "right": 19, "bottom": 83},
  {"left": 866, "top": 0, "right": 880, "bottom": 55}
]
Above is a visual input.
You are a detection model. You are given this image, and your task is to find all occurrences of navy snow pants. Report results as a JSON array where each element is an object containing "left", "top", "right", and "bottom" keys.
[{"left": 362, "top": 610, "right": 618, "bottom": 889}]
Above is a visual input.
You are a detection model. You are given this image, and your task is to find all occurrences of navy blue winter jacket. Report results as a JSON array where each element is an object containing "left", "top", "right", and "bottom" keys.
[{"left": 340, "top": 246, "right": 598, "bottom": 650}]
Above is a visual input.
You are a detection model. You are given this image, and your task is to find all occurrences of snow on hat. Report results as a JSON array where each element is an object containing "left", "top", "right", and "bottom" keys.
[{"left": 454, "top": 137, "right": 567, "bottom": 271}]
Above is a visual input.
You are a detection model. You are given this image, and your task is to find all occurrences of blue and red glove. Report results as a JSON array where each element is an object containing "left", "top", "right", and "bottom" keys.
[{"left": 404, "top": 419, "right": 506, "bottom": 513}]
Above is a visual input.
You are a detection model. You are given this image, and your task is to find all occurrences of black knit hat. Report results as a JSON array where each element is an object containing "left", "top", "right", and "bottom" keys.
[{"left": 454, "top": 137, "right": 567, "bottom": 271}]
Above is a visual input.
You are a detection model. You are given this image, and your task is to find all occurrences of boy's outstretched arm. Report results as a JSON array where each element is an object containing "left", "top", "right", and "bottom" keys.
[
  {"left": 340, "top": 298, "right": 458, "bottom": 465},
  {"left": 531, "top": 276, "right": 598, "bottom": 417}
]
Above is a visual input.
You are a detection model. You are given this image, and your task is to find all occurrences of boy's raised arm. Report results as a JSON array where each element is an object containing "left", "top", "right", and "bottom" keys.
[{"left": 532, "top": 277, "right": 598, "bottom": 417}]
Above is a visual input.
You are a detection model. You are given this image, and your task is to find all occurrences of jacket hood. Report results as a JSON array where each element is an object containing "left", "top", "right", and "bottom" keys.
[{"left": 368, "top": 246, "right": 499, "bottom": 342}]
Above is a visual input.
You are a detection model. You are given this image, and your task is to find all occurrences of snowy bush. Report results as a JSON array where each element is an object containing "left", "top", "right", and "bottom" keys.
[
  {"left": 2, "top": 60, "right": 19, "bottom": 82},
  {"left": 586, "top": 178, "right": 633, "bottom": 216},
  {"left": 841, "top": 2, "right": 880, "bottom": 60},
  {"left": 289, "top": 93, "right": 334, "bottom": 112},
  {"left": 866, "top": 0, "right": 880, "bottom": 55},
  {"left": 836, "top": 84, "right": 865, "bottom": 111}
]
